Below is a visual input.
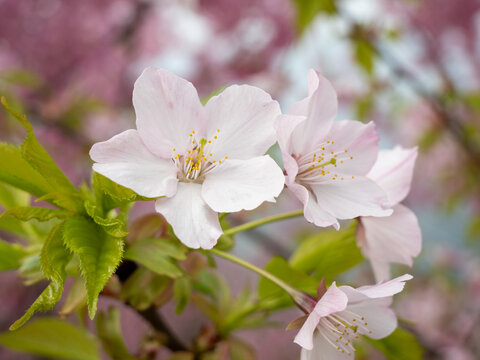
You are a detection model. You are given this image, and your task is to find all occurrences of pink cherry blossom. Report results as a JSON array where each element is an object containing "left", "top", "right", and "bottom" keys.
[
  {"left": 275, "top": 70, "right": 392, "bottom": 230},
  {"left": 357, "top": 147, "right": 422, "bottom": 282},
  {"left": 90, "top": 67, "right": 285, "bottom": 249},
  {"left": 294, "top": 275, "right": 412, "bottom": 360}
]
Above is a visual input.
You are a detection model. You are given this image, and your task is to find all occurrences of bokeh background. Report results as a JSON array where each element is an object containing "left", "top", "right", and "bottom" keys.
[{"left": 1, "top": 0, "right": 480, "bottom": 359}]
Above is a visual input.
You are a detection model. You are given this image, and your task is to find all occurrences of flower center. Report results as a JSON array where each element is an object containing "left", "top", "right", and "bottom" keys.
[
  {"left": 317, "top": 310, "right": 373, "bottom": 357},
  {"left": 172, "top": 129, "right": 228, "bottom": 183},
  {"left": 295, "top": 139, "right": 355, "bottom": 183}
]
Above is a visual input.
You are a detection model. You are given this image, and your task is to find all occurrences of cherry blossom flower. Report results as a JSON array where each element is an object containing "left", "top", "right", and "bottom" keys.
[
  {"left": 275, "top": 70, "right": 392, "bottom": 229},
  {"left": 293, "top": 275, "right": 412, "bottom": 359},
  {"left": 357, "top": 147, "right": 422, "bottom": 282},
  {"left": 90, "top": 67, "right": 285, "bottom": 249}
]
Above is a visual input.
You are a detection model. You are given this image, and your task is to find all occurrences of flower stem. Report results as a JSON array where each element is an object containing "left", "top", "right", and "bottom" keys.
[
  {"left": 223, "top": 210, "right": 303, "bottom": 237},
  {"left": 210, "top": 248, "right": 296, "bottom": 295}
]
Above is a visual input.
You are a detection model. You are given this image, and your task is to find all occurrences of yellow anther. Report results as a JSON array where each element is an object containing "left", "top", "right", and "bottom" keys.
[
  {"left": 217, "top": 128, "right": 220, "bottom": 132},
  {"left": 219, "top": 160, "right": 222, "bottom": 163},
  {"left": 192, "top": 130, "right": 195, "bottom": 134},
  {"left": 350, "top": 156, "right": 353, "bottom": 159},
  {"left": 209, "top": 153, "right": 212, "bottom": 156},
  {"left": 345, "top": 149, "right": 347, "bottom": 152},
  {"left": 322, "top": 146, "right": 325, "bottom": 150},
  {"left": 361, "top": 317, "right": 364, "bottom": 320},
  {"left": 172, "top": 148, "right": 176, "bottom": 151},
  {"left": 208, "top": 140, "right": 212, "bottom": 143},
  {"left": 214, "top": 135, "right": 217, "bottom": 139},
  {"left": 224, "top": 156, "right": 228, "bottom": 159},
  {"left": 192, "top": 141, "right": 195, "bottom": 144}
]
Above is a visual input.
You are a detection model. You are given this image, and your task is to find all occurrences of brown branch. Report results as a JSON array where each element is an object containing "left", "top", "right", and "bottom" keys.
[{"left": 115, "top": 260, "right": 190, "bottom": 353}]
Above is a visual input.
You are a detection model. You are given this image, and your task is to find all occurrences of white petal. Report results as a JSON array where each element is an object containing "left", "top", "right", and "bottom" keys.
[
  {"left": 300, "top": 331, "right": 351, "bottom": 360},
  {"left": 155, "top": 182, "right": 222, "bottom": 249},
  {"left": 202, "top": 156, "right": 285, "bottom": 213},
  {"left": 359, "top": 204, "right": 422, "bottom": 282},
  {"left": 289, "top": 70, "right": 337, "bottom": 155},
  {"left": 204, "top": 85, "right": 281, "bottom": 159},
  {"left": 339, "top": 297, "right": 397, "bottom": 340},
  {"left": 310, "top": 176, "right": 392, "bottom": 220},
  {"left": 133, "top": 67, "right": 205, "bottom": 158},
  {"left": 287, "top": 182, "right": 339, "bottom": 229},
  {"left": 90, "top": 129, "right": 178, "bottom": 198},
  {"left": 324, "top": 120, "right": 379, "bottom": 176},
  {"left": 368, "top": 147, "right": 418, "bottom": 205},
  {"left": 356, "top": 274, "right": 413, "bottom": 298}
]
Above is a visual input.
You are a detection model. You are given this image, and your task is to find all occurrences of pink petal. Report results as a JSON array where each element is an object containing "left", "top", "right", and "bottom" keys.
[
  {"left": 90, "top": 129, "right": 178, "bottom": 198},
  {"left": 289, "top": 70, "right": 337, "bottom": 156},
  {"left": 133, "top": 67, "right": 205, "bottom": 158},
  {"left": 204, "top": 84, "right": 281, "bottom": 160},
  {"left": 359, "top": 204, "right": 422, "bottom": 282},
  {"left": 310, "top": 176, "right": 392, "bottom": 220},
  {"left": 313, "top": 282, "right": 348, "bottom": 317},
  {"left": 287, "top": 182, "right": 339, "bottom": 229},
  {"left": 367, "top": 146, "right": 418, "bottom": 205},
  {"left": 294, "top": 310, "right": 321, "bottom": 351},
  {"left": 275, "top": 114, "right": 307, "bottom": 183},
  {"left": 155, "top": 182, "right": 222, "bottom": 249},
  {"left": 294, "top": 283, "right": 348, "bottom": 350},
  {"left": 324, "top": 120, "right": 379, "bottom": 176},
  {"left": 202, "top": 156, "right": 285, "bottom": 213}
]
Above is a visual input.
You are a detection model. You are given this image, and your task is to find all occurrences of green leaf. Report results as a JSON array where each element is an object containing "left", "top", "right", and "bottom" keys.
[
  {"left": 366, "top": 328, "right": 424, "bottom": 360},
  {"left": 174, "top": 276, "right": 192, "bottom": 314},
  {"left": 1, "top": 206, "right": 71, "bottom": 222},
  {"left": 1, "top": 97, "right": 80, "bottom": 211},
  {"left": 92, "top": 172, "right": 143, "bottom": 209},
  {"left": 10, "top": 281, "right": 65, "bottom": 330},
  {"left": 40, "top": 223, "right": 72, "bottom": 283},
  {"left": 121, "top": 267, "right": 171, "bottom": 310},
  {"left": 84, "top": 200, "right": 129, "bottom": 238},
  {"left": 125, "top": 237, "right": 186, "bottom": 278},
  {"left": 0, "top": 318, "right": 100, "bottom": 360},
  {"left": 59, "top": 276, "right": 87, "bottom": 316},
  {"left": 258, "top": 257, "right": 318, "bottom": 309},
  {"left": 0, "top": 143, "right": 52, "bottom": 197},
  {"left": 63, "top": 216, "right": 124, "bottom": 319},
  {"left": 0, "top": 183, "right": 30, "bottom": 208},
  {"left": 97, "top": 307, "right": 136, "bottom": 360},
  {"left": 0, "top": 239, "right": 28, "bottom": 271},
  {"left": 289, "top": 222, "right": 363, "bottom": 280},
  {"left": 11, "top": 224, "right": 71, "bottom": 329},
  {"left": 294, "top": 0, "right": 337, "bottom": 34}
]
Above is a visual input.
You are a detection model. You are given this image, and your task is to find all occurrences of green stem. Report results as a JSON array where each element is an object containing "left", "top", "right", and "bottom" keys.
[
  {"left": 223, "top": 210, "right": 303, "bottom": 237},
  {"left": 210, "top": 248, "right": 295, "bottom": 295}
]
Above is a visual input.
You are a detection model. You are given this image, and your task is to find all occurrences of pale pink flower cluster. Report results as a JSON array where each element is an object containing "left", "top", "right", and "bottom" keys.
[
  {"left": 90, "top": 68, "right": 421, "bottom": 358},
  {"left": 294, "top": 275, "right": 412, "bottom": 360}
]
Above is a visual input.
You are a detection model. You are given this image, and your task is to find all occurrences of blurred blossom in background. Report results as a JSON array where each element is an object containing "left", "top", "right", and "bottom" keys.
[{"left": 1, "top": 0, "right": 480, "bottom": 359}]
